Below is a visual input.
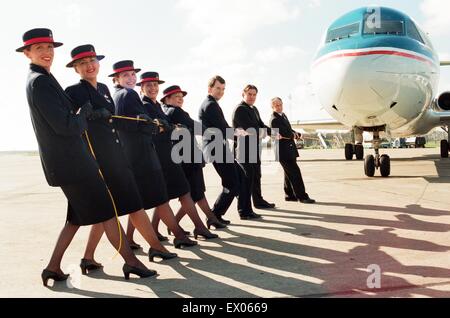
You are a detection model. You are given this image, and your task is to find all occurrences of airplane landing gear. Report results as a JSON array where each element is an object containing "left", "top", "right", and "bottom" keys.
[
  {"left": 440, "top": 126, "right": 449, "bottom": 158},
  {"left": 440, "top": 140, "right": 449, "bottom": 158},
  {"left": 344, "top": 127, "right": 364, "bottom": 160},
  {"left": 364, "top": 131, "right": 390, "bottom": 177}
]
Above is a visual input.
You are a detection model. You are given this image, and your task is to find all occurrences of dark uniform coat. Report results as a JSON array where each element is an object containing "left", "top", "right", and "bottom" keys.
[
  {"left": 232, "top": 101, "right": 269, "bottom": 164},
  {"left": 25, "top": 64, "right": 97, "bottom": 186},
  {"left": 141, "top": 96, "right": 190, "bottom": 200},
  {"left": 26, "top": 64, "right": 115, "bottom": 225},
  {"left": 65, "top": 80, "right": 143, "bottom": 215},
  {"left": 163, "top": 104, "right": 206, "bottom": 202},
  {"left": 198, "top": 95, "right": 235, "bottom": 164},
  {"left": 269, "top": 112, "right": 300, "bottom": 162},
  {"left": 113, "top": 87, "right": 168, "bottom": 209}
]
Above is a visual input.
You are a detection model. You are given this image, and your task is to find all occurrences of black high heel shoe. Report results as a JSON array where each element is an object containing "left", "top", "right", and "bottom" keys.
[
  {"left": 80, "top": 259, "right": 103, "bottom": 275},
  {"left": 41, "top": 269, "right": 69, "bottom": 287},
  {"left": 167, "top": 228, "right": 190, "bottom": 236},
  {"left": 194, "top": 229, "right": 219, "bottom": 240},
  {"left": 206, "top": 217, "right": 227, "bottom": 230},
  {"left": 129, "top": 242, "right": 142, "bottom": 250},
  {"left": 148, "top": 248, "right": 178, "bottom": 262},
  {"left": 122, "top": 264, "right": 157, "bottom": 280},
  {"left": 173, "top": 237, "right": 198, "bottom": 249},
  {"left": 156, "top": 232, "right": 169, "bottom": 242}
]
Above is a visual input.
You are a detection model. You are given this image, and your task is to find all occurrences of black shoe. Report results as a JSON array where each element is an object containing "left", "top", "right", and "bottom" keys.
[
  {"left": 240, "top": 212, "right": 262, "bottom": 220},
  {"left": 173, "top": 237, "right": 198, "bottom": 249},
  {"left": 300, "top": 198, "right": 316, "bottom": 204},
  {"left": 254, "top": 201, "right": 276, "bottom": 209},
  {"left": 122, "top": 264, "right": 157, "bottom": 280},
  {"left": 129, "top": 242, "right": 142, "bottom": 250},
  {"left": 216, "top": 215, "right": 231, "bottom": 225},
  {"left": 167, "top": 228, "right": 191, "bottom": 236},
  {"left": 284, "top": 196, "right": 298, "bottom": 202},
  {"left": 206, "top": 217, "right": 227, "bottom": 229},
  {"left": 193, "top": 229, "right": 219, "bottom": 240},
  {"left": 41, "top": 269, "right": 69, "bottom": 287},
  {"left": 148, "top": 248, "right": 178, "bottom": 262},
  {"left": 80, "top": 259, "right": 103, "bottom": 275},
  {"left": 157, "top": 233, "right": 169, "bottom": 242}
]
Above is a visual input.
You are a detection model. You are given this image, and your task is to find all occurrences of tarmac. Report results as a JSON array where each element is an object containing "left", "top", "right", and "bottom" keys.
[{"left": 0, "top": 148, "right": 449, "bottom": 298}]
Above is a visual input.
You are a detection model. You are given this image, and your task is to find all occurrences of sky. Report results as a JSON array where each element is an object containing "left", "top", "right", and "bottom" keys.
[{"left": 2, "top": 0, "right": 450, "bottom": 150}]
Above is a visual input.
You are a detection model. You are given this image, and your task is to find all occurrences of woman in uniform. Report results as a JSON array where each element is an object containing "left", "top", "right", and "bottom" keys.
[
  {"left": 161, "top": 85, "right": 227, "bottom": 230},
  {"left": 18, "top": 29, "right": 156, "bottom": 285},
  {"left": 65, "top": 45, "right": 177, "bottom": 267},
  {"left": 135, "top": 73, "right": 218, "bottom": 241},
  {"left": 111, "top": 61, "right": 196, "bottom": 249}
]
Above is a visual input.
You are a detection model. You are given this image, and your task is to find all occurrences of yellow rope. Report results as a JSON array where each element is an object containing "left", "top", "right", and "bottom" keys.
[
  {"left": 111, "top": 115, "right": 148, "bottom": 122},
  {"left": 84, "top": 131, "right": 123, "bottom": 259}
]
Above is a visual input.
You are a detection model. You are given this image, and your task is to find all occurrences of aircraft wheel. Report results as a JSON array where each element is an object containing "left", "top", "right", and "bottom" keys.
[
  {"left": 355, "top": 144, "right": 364, "bottom": 160},
  {"left": 380, "top": 154, "right": 391, "bottom": 177},
  {"left": 364, "top": 155, "right": 375, "bottom": 177},
  {"left": 440, "top": 140, "right": 449, "bottom": 158},
  {"left": 345, "top": 143, "right": 354, "bottom": 160}
]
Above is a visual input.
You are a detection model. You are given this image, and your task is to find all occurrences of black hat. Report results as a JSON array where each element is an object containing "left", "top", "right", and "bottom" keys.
[
  {"left": 137, "top": 71, "right": 165, "bottom": 86},
  {"left": 161, "top": 85, "right": 187, "bottom": 102},
  {"left": 108, "top": 60, "right": 141, "bottom": 77},
  {"left": 16, "top": 28, "right": 63, "bottom": 52},
  {"left": 66, "top": 44, "right": 105, "bottom": 68}
]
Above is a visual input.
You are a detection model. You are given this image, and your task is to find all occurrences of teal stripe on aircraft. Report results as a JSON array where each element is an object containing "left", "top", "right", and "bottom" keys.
[{"left": 315, "top": 7, "right": 439, "bottom": 64}]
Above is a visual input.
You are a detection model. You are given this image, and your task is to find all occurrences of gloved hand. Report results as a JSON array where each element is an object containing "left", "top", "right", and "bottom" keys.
[
  {"left": 137, "top": 114, "right": 152, "bottom": 122},
  {"left": 79, "top": 102, "right": 94, "bottom": 119},
  {"left": 88, "top": 108, "right": 112, "bottom": 121},
  {"left": 155, "top": 118, "right": 175, "bottom": 133}
]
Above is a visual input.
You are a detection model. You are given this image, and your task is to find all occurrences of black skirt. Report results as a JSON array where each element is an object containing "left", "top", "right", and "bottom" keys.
[
  {"left": 153, "top": 136, "right": 190, "bottom": 200},
  {"left": 182, "top": 163, "right": 206, "bottom": 202},
  {"left": 135, "top": 166, "right": 169, "bottom": 209},
  {"left": 61, "top": 172, "right": 117, "bottom": 226},
  {"left": 83, "top": 122, "right": 143, "bottom": 216}
]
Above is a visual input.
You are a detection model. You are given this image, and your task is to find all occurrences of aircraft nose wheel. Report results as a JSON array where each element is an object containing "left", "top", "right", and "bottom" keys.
[
  {"left": 364, "top": 155, "right": 375, "bottom": 177},
  {"left": 379, "top": 154, "right": 391, "bottom": 177},
  {"left": 364, "top": 154, "right": 391, "bottom": 177}
]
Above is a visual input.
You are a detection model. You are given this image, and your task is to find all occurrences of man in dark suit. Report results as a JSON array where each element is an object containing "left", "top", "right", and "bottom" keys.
[
  {"left": 199, "top": 76, "right": 240, "bottom": 225},
  {"left": 232, "top": 85, "right": 270, "bottom": 219},
  {"left": 269, "top": 97, "right": 315, "bottom": 204},
  {"left": 250, "top": 105, "right": 276, "bottom": 209}
]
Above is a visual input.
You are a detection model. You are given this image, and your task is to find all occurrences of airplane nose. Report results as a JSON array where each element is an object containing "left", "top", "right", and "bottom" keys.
[{"left": 339, "top": 55, "right": 400, "bottom": 113}]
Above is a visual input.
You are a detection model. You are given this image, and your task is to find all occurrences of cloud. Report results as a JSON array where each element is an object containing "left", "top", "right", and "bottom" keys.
[
  {"left": 307, "top": 0, "right": 321, "bottom": 8},
  {"left": 176, "top": 0, "right": 301, "bottom": 63},
  {"left": 177, "top": 0, "right": 300, "bottom": 37},
  {"left": 255, "top": 46, "right": 305, "bottom": 63},
  {"left": 420, "top": 0, "right": 450, "bottom": 36}
]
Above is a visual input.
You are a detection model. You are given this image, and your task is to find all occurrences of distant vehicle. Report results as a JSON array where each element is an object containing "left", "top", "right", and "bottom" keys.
[
  {"left": 392, "top": 138, "right": 407, "bottom": 148},
  {"left": 406, "top": 137, "right": 426, "bottom": 148}
]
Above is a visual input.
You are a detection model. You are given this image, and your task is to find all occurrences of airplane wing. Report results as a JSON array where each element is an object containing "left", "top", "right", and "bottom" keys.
[
  {"left": 290, "top": 119, "right": 349, "bottom": 131},
  {"left": 440, "top": 61, "right": 450, "bottom": 66}
]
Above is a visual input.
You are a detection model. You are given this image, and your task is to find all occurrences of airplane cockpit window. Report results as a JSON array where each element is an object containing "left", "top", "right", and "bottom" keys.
[
  {"left": 406, "top": 20, "right": 424, "bottom": 44},
  {"left": 326, "top": 22, "right": 360, "bottom": 43},
  {"left": 363, "top": 16, "right": 404, "bottom": 35}
]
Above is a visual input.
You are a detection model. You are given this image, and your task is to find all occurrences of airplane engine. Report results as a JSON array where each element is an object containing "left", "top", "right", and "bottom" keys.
[{"left": 437, "top": 92, "right": 450, "bottom": 111}]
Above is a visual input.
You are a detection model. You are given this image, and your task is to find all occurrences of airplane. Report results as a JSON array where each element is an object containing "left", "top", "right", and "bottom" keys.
[{"left": 308, "top": 6, "right": 450, "bottom": 177}]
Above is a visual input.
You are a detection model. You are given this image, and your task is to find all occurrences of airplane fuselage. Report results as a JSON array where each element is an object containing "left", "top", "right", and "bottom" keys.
[{"left": 311, "top": 7, "right": 441, "bottom": 137}]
